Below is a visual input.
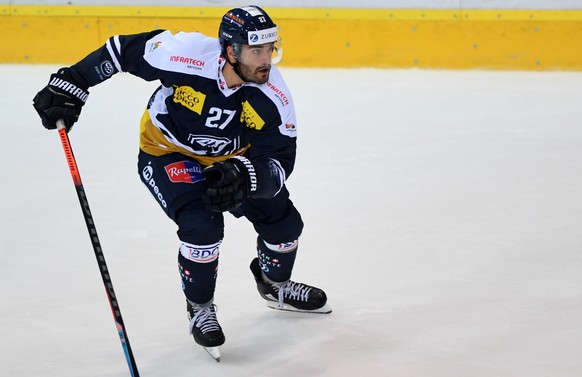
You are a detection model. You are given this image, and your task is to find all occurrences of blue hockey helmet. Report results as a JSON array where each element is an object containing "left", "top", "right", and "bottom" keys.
[{"left": 219, "top": 5, "right": 282, "bottom": 64}]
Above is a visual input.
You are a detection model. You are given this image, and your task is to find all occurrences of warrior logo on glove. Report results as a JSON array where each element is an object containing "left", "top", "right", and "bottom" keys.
[
  {"left": 202, "top": 156, "right": 258, "bottom": 212},
  {"left": 48, "top": 75, "right": 89, "bottom": 103},
  {"left": 32, "top": 67, "right": 90, "bottom": 132}
]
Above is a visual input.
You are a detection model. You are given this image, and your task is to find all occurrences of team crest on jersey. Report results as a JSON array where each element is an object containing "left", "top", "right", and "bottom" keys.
[
  {"left": 188, "top": 135, "right": 231, "bottom": 155},
  {"left": 164, "top": 161, "right": 204, "bottom": 184},
  {"left": 240, "top": 100, "right": 265, "bottom": 130},
  {"left": 173, "top": 86, "right": 206, "bottom": 115}
]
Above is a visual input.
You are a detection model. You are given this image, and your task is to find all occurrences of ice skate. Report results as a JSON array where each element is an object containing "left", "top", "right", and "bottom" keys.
[
  {"left": 250, "top": 258, "right": 332, "bottom": 314},
  {"left": 187, "top": 301, "right": 225, "bottom": 362}
]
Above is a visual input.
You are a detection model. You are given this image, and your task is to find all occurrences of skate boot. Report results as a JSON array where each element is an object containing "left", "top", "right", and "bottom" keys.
[
  {"left": 187, "top": 301, "right": 225, "bottom": 361},
  {"left": 250, "top": 258, "right": 332, "bottom": 314}
]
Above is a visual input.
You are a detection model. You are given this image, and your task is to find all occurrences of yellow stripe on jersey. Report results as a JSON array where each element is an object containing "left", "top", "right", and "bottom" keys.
[{"left": 139, "top": 110, "right": 249, "bottom": 167}]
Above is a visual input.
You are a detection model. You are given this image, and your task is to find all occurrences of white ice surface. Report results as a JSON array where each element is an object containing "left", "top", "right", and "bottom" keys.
[{"left": 1, "top": 65, "right": 582, "bottom": 376}]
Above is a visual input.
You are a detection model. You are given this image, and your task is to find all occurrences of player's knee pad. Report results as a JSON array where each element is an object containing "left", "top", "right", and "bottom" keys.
[
  {"left": 175, "top": 202, "right": 224, "bottom": 246},
  {"left": 237, "top": 189, "right": 304, "bottom": 243},
  {"left": 256, "top": 237, "right": 298, "bottom": 283}
]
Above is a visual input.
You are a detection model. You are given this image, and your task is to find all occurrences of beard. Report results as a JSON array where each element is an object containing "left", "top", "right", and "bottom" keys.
[{"left": 236, "top": 61, "right": 271, "bottom": 84}]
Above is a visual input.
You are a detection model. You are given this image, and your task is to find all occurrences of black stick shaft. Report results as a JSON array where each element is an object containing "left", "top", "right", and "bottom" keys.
[{"left": 57, "top": 124, "right": 140, "bottom": 377}]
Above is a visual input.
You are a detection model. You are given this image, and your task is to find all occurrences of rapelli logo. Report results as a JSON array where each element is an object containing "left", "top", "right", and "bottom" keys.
[
  {"left": 240, "top": 101, "right": 265, "bottom": 130},
  {"left": 164, "top": 161, "right": 204, "bottom": 184},
  {"left": 173, "top": 86, "right": 206, "bottom": 115}
]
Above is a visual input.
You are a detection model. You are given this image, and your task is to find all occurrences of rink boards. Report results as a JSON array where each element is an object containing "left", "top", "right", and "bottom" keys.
[{"left": 2, "top": 5, "right": 582, "bottom": 70}]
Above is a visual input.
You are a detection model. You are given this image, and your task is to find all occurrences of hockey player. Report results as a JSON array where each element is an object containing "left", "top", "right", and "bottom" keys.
[{"left": 32, "top": 5, "right": 331, "bottom": 360}]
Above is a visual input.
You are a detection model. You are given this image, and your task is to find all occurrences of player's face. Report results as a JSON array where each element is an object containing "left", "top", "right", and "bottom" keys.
[{"left": 237, "top": 43, "right": 275, "bottom": 84}]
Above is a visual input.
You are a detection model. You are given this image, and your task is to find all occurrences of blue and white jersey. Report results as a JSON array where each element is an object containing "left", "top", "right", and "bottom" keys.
[{"left": 72, "top": 30, "right": 297, "bottom": 198}]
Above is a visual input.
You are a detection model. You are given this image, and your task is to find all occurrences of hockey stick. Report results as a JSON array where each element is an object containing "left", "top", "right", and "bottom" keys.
[{"left": 56, "top": 120, "right": 140, "bottom": 377}]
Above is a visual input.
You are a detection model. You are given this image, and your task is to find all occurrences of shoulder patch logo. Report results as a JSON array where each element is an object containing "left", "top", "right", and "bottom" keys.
[
  {"left": 241, "top": 100, "right": 265, "bottom": 130},
  {"left": 173, "top": 86, "right": 206, "bottom": 115},
  {"left": 100, "top": 60, "right": 114, "bottom": 77},
  {"left": 147, "top": 40, "right": 162, "bottom": 53},
  {"left": 279, "top": 123, "right": 297, "bottom": 138}
]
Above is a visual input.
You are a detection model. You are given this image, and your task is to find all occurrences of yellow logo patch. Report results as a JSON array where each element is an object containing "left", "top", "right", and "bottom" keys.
[
  {"left": 173, "top": 86, "right": 206, "bottom": 115},
  {"left": 240, "top": 100, "right": 265, "bottom": 130}
]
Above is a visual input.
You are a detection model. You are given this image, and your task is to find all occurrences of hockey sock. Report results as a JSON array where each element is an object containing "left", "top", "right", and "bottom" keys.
[
  {"left": 178, "top": 241, "right": 220, "bottom": 304},
  {"left": 257, "top": 238, "right": 298, "bottom": 283}
]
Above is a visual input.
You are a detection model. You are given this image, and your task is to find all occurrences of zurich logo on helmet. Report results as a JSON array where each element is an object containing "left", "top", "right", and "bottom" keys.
[{"left": 250, "top": 34, "right": 259, "bottom": 43}]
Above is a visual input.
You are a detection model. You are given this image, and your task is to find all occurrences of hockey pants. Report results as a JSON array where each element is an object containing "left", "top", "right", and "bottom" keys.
[{"left": 137, "top": 151, "right": 303, "bottom": 304}]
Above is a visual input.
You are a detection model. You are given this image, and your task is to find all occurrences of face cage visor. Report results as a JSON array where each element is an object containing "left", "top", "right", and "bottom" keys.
[
  {"left": 271, "top": 36, "right": 283, "bottom": 65},
  {"left": 232, "top": 37, "right": 283, "bottom": 65}
]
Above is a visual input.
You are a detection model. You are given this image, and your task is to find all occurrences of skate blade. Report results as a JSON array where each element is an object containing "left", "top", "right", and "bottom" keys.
[
  {"left": 266, "top": 301, "right": 332, "bottom": 314},
  {"left": 203, "top": 346, "right": 221, "bottom": 362}
]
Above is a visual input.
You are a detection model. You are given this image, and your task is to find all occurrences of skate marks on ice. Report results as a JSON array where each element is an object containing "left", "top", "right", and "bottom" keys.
[{"left": 3, "top": 66, "right": 582, "bottom": 376}]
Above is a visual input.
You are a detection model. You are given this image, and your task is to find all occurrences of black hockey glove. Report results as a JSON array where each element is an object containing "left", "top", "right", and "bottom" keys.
[
  {"left": 32, "top": 67, "right": 89, "bottom": 132},
  {"left": 202, "top": 156, "right": 258, "bottom": 212}
]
